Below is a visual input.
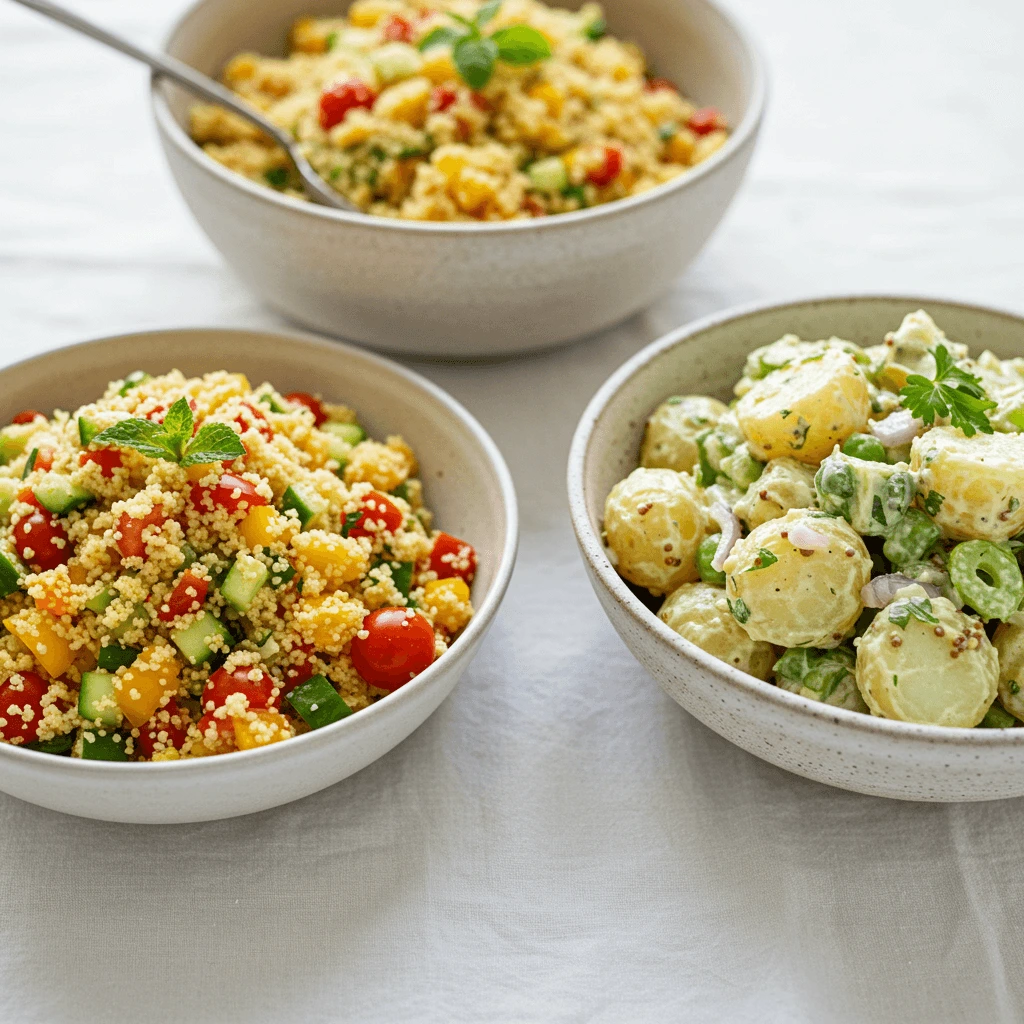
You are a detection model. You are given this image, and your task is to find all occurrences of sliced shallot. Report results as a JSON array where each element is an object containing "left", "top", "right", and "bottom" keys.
[
  {"left": 786, "top": 522, "right": 829, "bottom": 551},
  {"left": 861, "top": 573, "right": 941, "bottom": 609},
  {"left": 709, "top": 501, "right": 742, "bottom": 572},
  {"left": 868, "top": 409, "right": 923, "bottom": 448}
]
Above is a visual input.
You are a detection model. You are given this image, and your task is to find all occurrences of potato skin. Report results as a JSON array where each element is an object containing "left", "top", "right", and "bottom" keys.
[
  {"left": 855, "top": 587, "right": 997, "bottom": 727},
  {"left": 734, "top": 457, "right": 817, "bottom": 530},
  {"left": 603, "top": 468, "right": 707, "bottom": 595},
  {"left": 735, "top": 349, "right": 871, "bottom": 465},
  {"left": 723, "top": 509, "right": 871, "bottom": 648},
  {"left": 658, "top": 581, "right": 775, "bottom": 679},
  {"left": 640, "top": 395, "right": 728, "bottom": 473}
]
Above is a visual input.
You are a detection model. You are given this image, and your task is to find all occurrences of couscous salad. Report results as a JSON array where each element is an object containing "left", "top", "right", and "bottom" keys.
[
  {"left": 0, "top": 371, "right": 476, "bottom": 761},
  {"left": 604, "top": 310, "right": 1024, "bottom": 729},
  {"left": 190, "top": 0, "right": 729, "bottom": 220}
]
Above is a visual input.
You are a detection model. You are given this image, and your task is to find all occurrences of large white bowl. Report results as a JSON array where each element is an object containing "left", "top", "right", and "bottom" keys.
[
  {"left": 568, "top": 296, "right": 1024, "bottom": 802},
  {"left": 0, "top": 328, "right": 517, "bottom": 823},
  {"left": 151, "top": 0, "right": 765, "bottom": 359}
]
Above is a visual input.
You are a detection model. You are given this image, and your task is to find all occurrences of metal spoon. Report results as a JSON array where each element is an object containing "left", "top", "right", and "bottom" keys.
[{"left": 11, "top": 0, "right": 360, "bottom": 213}]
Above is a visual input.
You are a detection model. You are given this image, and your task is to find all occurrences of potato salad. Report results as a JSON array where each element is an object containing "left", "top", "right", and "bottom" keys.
[{"left": 603, "top": 309, "right": 1024, "bottom": 729}]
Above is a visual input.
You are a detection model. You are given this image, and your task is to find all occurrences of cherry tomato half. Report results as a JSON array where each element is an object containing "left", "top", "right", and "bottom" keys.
[
  {"left": 586, "top": 146, "right": 623, "bottom": 188},
  {"left": 0, "top": 671, "right": 49, "bottom": 743},
  {"left": 197, "top": 712, "right": 236, "bottom": 745},
  {"left": 15, "top": 509, "right": 69, "bottom": 571},
  {"left": 348, "top": 491, "right": 403, "bottom": 539},
  {"left": 429, "top": 532, "right": 477, "bottom": 583},
  {"left": 136, "top": 698, "right": 189, "bottom": 759},
  {"left": 284, "top": 391, "right": 327, "bottom": 427},
  {"left": 235, "top": 402, "right": 274, "bottom": 441},
  {"left": 10, "top": 410, "right": 41, "bottom": 425},
  {"left": 281, "top": 642, "right": 318, "bottom": 695},
  {"left": 644, "top": 77, "right": 677, "bottom": 93},
  {"left": 158, "top": 570, "right": 209, "bottom": 623},
  {"left": 350, "top": 608, "right": 435, "bottom": 691},
  {"left": 430, "top": 84, "right": 458, "bottom": 113},
  {"left": 116, "top": 507, "right": 166, "bottom": 561},
  {"left": 79, "top": 449, "right": 123, "bottom": 478},
  {"left": 381, "top": 13, "right": 414, "bottom": 42},
  {"left": 190, "top": 473, "right": 268, "bottom": 517},
  {"left": 687, "top": 107, "right": 725, "bottom": 135},
  {"left": 319, "top": 79, "right": 377, "bottom": 131},
  {"left": 203, "top": 665, "right": 278, "bottom": 712}
]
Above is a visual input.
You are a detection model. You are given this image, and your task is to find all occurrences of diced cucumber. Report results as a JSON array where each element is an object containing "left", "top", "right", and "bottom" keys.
[
  {"left": 21, "top": 448, "right": 38, "bottom": 480},
  {"left": 78, "top": 416, "right": 100, "bottom": 445},
  {"left": 0, "top": 428, "right": 27, "bottom": 465},
  {"left": 78, "top": 671, "right": 121, "bottom": 727},
  {"left": 258, "top": 392, "right": 287, "bottom": 414},
  {"left": 322, "top": 422, "right": 366, "bottom": 446},
  {"left": 172, "top": 611, "right": 233, "bottom": 666},
  {"left": 220, "top": 553, "right": 270, "bottom": 612},
  {"left": 527, "top": 156, "right": 569, "bottom": 193},
  {"left": 79, "top": 727, "right": 129, "bottom": 761},
  {"left": 268, "top": 557, "right": 297, "bottom": 589},
  {"left": 324, "top": 435, "right": 352, "bottom": 469},
  {"left": 391, "top": 561, "right": 414, "bottom": 598},
  {"left": 258, "top": 632, "right": 281, "bottom": 664},
  {"left": 0, "top": 550, "right": 21, "bottom": 597},
  {"left": 286, "top": 673, "right": 352, "bottom": 729},
  {"left": 370, "top": 41, "right": 421, "bottom": 84},
  {"left": 97, "top": 643, "right": 139, "bottom": 672},
  {"left": 85, "top": 586, "right": 117, "bottom": 614},
  {"left": 281, "top": 484, "right": 328, "bottom": 530},
  {"left": 178, "top": 542, "right": 199, "bottom": 570},
  {"left": 34, "top": 474, "right": 93, "bottom": 515},
  {"left": 0, "top": 478, "right": 19, "bottom": 521},
  {"left": 109, "top": 601, "right": 149, "bottom": 639},
  {"left": 118, "top": 371, "right": 150, "bottom": 397},
  {"left": 26, "top": 731, "right": 75, "bottom": 755}
]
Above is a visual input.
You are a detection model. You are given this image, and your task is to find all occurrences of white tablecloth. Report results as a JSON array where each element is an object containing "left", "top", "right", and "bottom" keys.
[{"left": 2, "top": 1, "right": 1024, "bottom": 1020}]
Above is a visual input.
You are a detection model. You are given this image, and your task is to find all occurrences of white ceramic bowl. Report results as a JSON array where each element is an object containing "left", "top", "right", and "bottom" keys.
[
  {"left": 151, "top": 0, "right": 765, "bottom": 359},
  {"left": 569, "top": 296, "right": 1024, "bottom": 802},
  {"left": 0, "top": 327, "right": 517, "bottom": 823}
]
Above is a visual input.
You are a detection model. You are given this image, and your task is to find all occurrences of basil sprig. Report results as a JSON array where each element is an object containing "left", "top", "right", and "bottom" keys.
[
  {"left": 419, "top": 1, "right": 551, "bottom": 90},
  {"left": 91, "top": 397, "right": 246, "bottom": 467}
]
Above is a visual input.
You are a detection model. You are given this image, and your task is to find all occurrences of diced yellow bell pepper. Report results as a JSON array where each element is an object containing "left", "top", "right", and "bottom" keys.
[
  {"left": 423, "top": 577, "right": 470, "bottom": 603},
  {"left": 234, "top": 710, "right": 292, "bottom": 750},
  {"left": 348, "top": 0, "right": 391, "bottom": 26},
  {"left": 665, "top": 128, "right": 696, "bottom": 164},
  {"left": 239, "top": 505, "right": 286, "bottom": 550},
  {"left": 291, "top": 531, "right": 368, "bottom": 586},
  {"left": 4, "top": 609, "right": 74, "bottom": 678},
  {"left": 114, "top": 644, "right": 181, "bottom": 728},
  {"left": 422, "top": 577, "right": 472, "bottom": 632},
  {"left": 374, "top": 78, "right": 431, "bottom": 128},
  {"left": 292, "top": 593, "right": 366, "bottom": 652},
  {"left": 420, "top": 48, "right": 458, "bottom": 85},
  {"left": 528, "top": 82, "right": 565, "bottom": 118}
]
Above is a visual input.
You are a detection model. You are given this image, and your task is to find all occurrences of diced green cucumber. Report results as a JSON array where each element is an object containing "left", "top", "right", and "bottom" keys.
[
  {"left": 0, "top": 428, "right": 27, "bottom": 465},
  {"left": 220, "top": 553, "right": 270, "bottom": 612},
  {"left": 0, "top": 550, "right": 21, "bottom": 598},
  {"left": 286, "top": 673, "right": 352, "bottom": 729},
  {"left": 85, "top": 586, "right": 117, "bottom": 614},
  {"left": 79, "top": 727, "right": 129, "bottom": 761},
  {"left": 172, "top": 611, "right": 233, "bottom": 666},
  {"left": 268, "top": 557, "right": 297, "bottom": 589},
  {"left": 324, "top": 435, "right": 352, "bottom": 469},
  {"left": 0, "top": 478, "right": 19, "bottom": 521},
  {"left": 391, "top": 561, "right": 414, "bottom": 598},
  {"left": 33, "top": 474, "right": 93, "bottom": 515},
  {"left": 322, "top": 422, "right": 366, "bottom": 446},
  {"left": 26, "top": 732, "right": 76, "bottom": 755},
  {"left": 390, "top": 481, "right": 410, "bottom": 503},
  {"left": 78, "top": 671, "right": 122, "bottom": 727},
  {"left": 78, "top": 416, "right": 100, "bottom": 445},
  {"left": 97, "top": 642, "right": 139, "bottom": 672},
  {"left": 281, "top": 484, "right": 328, "bottom": 530},
  {"left": 109, "top": 600, "right": 149, "bottom": 640},
  {"left": 258, "top": 392, "right": 287, "bottom": 414},
  {"left": 527, "top": 156, "right": 569, "bottom": 193},
  {"left": 118, "top": 371, "right": 150, "bottom": 397},
  {"left": 178, "top": 542, "right": 199, "bottom": 570},
  {"left": 21, "top": 448, "right": 38, "bottom": 480}
]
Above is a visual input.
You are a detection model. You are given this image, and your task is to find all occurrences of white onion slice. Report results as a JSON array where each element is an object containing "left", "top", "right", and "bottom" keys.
[
  {"left": 786, "top": 523, "right": 829, "bottom": 551},
  {"left": 709, "top": 502, "right": 742, "bottom": 572},
  {"left": 705, "top": 484, "right": 734, "bottom": 509},
  {"left": 861, "top": 574, "right": 941, "bottom": 608},
  {"left": 868, "top": 409, "right": 923, "bottom": 448}
]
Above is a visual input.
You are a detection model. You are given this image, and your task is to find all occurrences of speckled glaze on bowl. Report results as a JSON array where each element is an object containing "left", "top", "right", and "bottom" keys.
[
  {"left": 568, "top": 296, "right": 1024, "bottom": 802},
  {"left": 0, "top": 328, "right": 517, "bottom": 823},
  {"left": 151, "top": 0, "right": 765, "bottom": 359}
]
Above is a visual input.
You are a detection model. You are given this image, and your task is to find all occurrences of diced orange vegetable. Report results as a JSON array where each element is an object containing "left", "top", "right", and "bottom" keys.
[
  {"left": 422, "top": 577, "right": 472, "bottom": 632},
  {"left": 234, "top": 710, "right": 292, "bottom": 750},
  {"left": 292, "top": 593, "right": 365, "bottom": 652},
  {"left": 114, "top": 644, "right": 181, "bottom": 728},
  {"left": 423, "top": 577, "right": 470, "bottom": 603},
  {"left": 291, "top": 531, "right": 368, "bottom": 586},
  {"left": 239, "top": 505, "right": 286, "bottom": 550},
  {"left": 4, "top": 609, "right": 74, "bottom": 678}
]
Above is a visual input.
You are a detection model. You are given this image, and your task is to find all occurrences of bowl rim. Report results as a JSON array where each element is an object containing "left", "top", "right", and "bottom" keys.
[
  {"left": 149, "top": 0, "right": 768, "bottom": 236},
  {"left": 567, "top": 292, "right": 1024, "bottom": 747},
  {"left": 0, "top": 324, "right": 519, "bottom": 776}
]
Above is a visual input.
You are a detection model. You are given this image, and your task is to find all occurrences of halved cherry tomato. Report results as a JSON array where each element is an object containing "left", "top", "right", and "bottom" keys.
[
  {"left": 190, "top": 473, "right": 268, "bottom": 516},
  {"left": 429, "top": 532, "right": 477, "bottom": 583},
  {"left": 319, "top": 79, "right": 377, "bottom": 131},
  {"left": 158, "top": 570, "right": 209, "bottom": 623},
  {"left": 284, "top": 392, "right": 327, "bottom": 427},
  {"left": 15, "top": 509, "right": 69, "bottom": 571},
  {"left": 197, "top": 712, "right": 235, "bottom": 743},
  {"left": 234, "top": 402, "right": 274, "bottom": 441},
  {"left": 470, "top": 93, "right": 490, "bottom": 112},
  {"left": 430, "top": 84, "right": 458, "bottom": 112},
  {"left": 644, "top": 77, "right": 677, "bottom": 93},
  {"left": 10, "top": 410, "right": 41, "bottom": 425},
  {"left": 16, "top": 488, "right": 41, "bottom": 509},
  {"left": 281, "top": 642, "right": 317, "bottom": 695},
  {"left": 27, "top": 447, "right": 55, "bottom": 473},
  {"left": 381, "top": 13, "right": 414, "bottom": 42},
  {"left": 136, "top": 698, "right": 189, "bottom": 759},
  {"left": 586, "top": 146, "right": 623, "bottom": 188},
  {"left": 116, "top": 506, "right": 166, "bottom": 560},
  {"left": 350, "top": 608, "right": 435, "bottom": 691},
  {"left": 203, "top": 665, "right": 278, "bottom": 712},
  {"left": 0, "top": 671, "right": 49, "bottom": 743},
  {"left": 79, "top": 449, "right": 123, "bottom": 478},
  {"left": 348, "top": 491, "right": 403, "bottom": 539},
  {"left": 687, "top": 107, "right": 725, "bottom": 135}
]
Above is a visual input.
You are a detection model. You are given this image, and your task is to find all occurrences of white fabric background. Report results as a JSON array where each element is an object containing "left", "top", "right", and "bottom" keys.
[{"left": 2, "top": 0, "right": 1023, "bottom": 1021}]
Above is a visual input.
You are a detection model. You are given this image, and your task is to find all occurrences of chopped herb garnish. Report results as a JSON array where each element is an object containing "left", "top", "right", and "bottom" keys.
[
  {"left": 727, "top": 597, "right": 751, "bottom": 624},
  {"left": 340, "top": 510, "right": 363, "bottom": 538},
  {"left": 325, "top": 30, "right": 339, "bottom": 50},
  {"left": 887, "top": 596, "right": 939, "bottom": 629},
  {"left": 923, "top": 491, "right": 944, "bottom": 517},
  {"left": 899, "top": 344, "right": 996, "bottom": 437},
  {"left": 1012, "top": 681, "right": 1021, "bottom": 696},
  {"left": 21, "top": 448, "right": 38, "bottom": 480},
  {"left": 583, "top": 16, "right": 606, "bottom": 40},
  {"left": 263, "top": 167, "right": 289, "bottom": 189},
  {"left": 561, "top": 184, "right": 588, "bottom": 206},
  {"left": 893, "top": 674, "right": 899, "bottom": 687},
  {"left": 744, "top": 549, "right": 778, "bottom": 572}
]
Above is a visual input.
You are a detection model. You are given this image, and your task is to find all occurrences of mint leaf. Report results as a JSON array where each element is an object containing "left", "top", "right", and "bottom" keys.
[
  {"left": 419, "top": 25, "right": 468, "bottom": 51},
  {"left": 161, "top": 398, "right": 194, "bottom": 456},
  {"left": 475, "top": 0, "right": 502, "bottom": 26},
  {"left": 181, "top": 422, "right": 246, "bottom": 467},
  {"left": 454, "top": 35, "right": 498, "bottom": 89},
  {"left": 491, "top": 24, "right": 551, "bottom": 65},
  {"left": 91, "top": 418, "right": 178, "bottom": 462},
  {"left": 448, "top": 12, "right": 477, "bottom": 29}
]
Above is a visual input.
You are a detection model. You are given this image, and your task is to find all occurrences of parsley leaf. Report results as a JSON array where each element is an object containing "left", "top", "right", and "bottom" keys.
[
  {"left": 899, "top": 344, "right": 996, "bottom": 437},
  {"left": 744, "top": 549, "right": 778, "bottom": 572},
  {"left": 888, "top": 596, "right": 939, "bottom": 629},
  {"left": 923, "top": 490, "right": 944, "bottom": 517},
  {"left": 727, "top": 597, "right": 751, "bottom": 624}
]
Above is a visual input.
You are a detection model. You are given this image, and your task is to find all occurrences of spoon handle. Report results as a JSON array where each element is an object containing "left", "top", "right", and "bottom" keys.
[{"left": 10, "top": 0, "right": 358, "bottom": 212}]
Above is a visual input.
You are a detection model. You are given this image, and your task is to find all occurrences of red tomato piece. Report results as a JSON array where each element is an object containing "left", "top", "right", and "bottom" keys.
[
  {"left": 14, "top": 509, "right": 69, "bottom": 571},
  {"left": 470, "top": 93, "right": 490, "bottom": 112},
  {"left": 319, "top": 79, "right": 377, "bottom": 131},
  {"left": 281, "top": 643, "right": 317, "bottom": 694},
  {"left": 586, "top": 146, "right": 623, "bottom": 187},
  {"left": 687, "top": 106, "right": 725, "bottom": 135},
  {"left": 348, "top": 491, "right": 403, "bottom": 539},
  {"left": 158, "top": 570, "right": 209, "bottom": 623},
  {"left": 0, "top": 671, "right": 49, "bottom": 743},
  {"left": 350, "top": 608, "right": 435, "bottom": 691},
  {"left": 10, "top": 410, "right": 41, "bottom": 425},
  {"left": 522, "top": 194, "right": 546, "bottom": 218},
  {"left": 190, "top": 473, "right": 268, "bottom": 517},
  {"left": 16, "top": 488, "right": 41, "bottom": 509},
  {"left": 430, "top": 84, "right": 458, "bottom": 112},
  {"left": 203, "top": 665, "right": 278, "bottom": 712},
  {"left": 197, "top": 712, "right": 235, "bottom": 743},
  {"left": 116, "top": 506, "right": 166, "bottom": 561},
  {"left": 136, "top": 698, "right": 189, "bottom": 759},
  {"left": 78, "top": 449, "right": 123, "bottom": 478},
  {"left": 644, "top": 77, "right": 678, "bottom": 93},
  {"left": 284, "top": 392, "right": 327, "bottom": 427},
  {"left": 235, "top": 402, "right": 275, "bottom": 441},
  {"left": 429, "top": 532, "right": 477, "bottom": 583},
  {"left": 381, "top": 13, "right": 414, "bottom": 42}
]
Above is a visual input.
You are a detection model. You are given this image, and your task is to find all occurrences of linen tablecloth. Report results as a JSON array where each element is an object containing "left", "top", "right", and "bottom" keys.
[{"left": 2, "top": 0, "right": 1023, "bottom": 1020}]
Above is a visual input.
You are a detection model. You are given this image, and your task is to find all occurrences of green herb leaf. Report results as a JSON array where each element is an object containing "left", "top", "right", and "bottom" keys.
[
  {"left": 888, "top": 596, "right": 939, "bottom": 629},
  {"left": 180, "top": 422, "right": 246, "bottom": 467},
  {"left": 21, "top": 448, "right": 38, "bottom": 480},
  {"left": 899, "top": 344, "right": 996, "bottom": 437},
  {"left": 727, "top": 597, "right": 751, "bottom": 625},
  {"left": 744, "top": 549, "right": 778, "bottom": 573},
  {"left": 923, "top": 490, "right": 944, "bottom": 517},
  {"left": 340, "top": 510, "right": 363, "bottom": 539},
  {"left": 161, "top": 398, "right": 194, "bottom": 455},
  {"left": 325, "top": 30, "right": 339, "bottom": 50},
  {"left": 117, "top": 371, "right": 150, "bottom": 397},
  {"left": 264, "top": 167, "right": 290, "bottom": 189},
  {"left": 91, "top": 418, "right": 178, "bottom": 462},
  {"left": 583, "top": 16, "right": 606, "bottom": 40},
  {"left": 490, "top": 24, "right": 551, "bottom": 65},
  {"left": 475, "top": 0, "right": 502, "bottom": 26},
  {"left": 453, "top": 35, "right": 498, "bottom": 89},
  {"left": 419, "top": 25, "right": 468, "bottom": 51}
]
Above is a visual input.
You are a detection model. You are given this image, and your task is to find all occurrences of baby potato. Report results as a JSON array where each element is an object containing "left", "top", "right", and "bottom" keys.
[
  {"left": 855, "top": 585, "right": 997, "bottom": 727},
  {"left": 723, "top": 509, "right": 871, "bottom": 648},
  {"left": 911, "top": 427, "right": 1024, "bottom": 542},
  {"left": 640, "top": 395, "right": 728, "bottom": 473},
  {"left": 734, "top": 336, "right": 864, "bottom": 398},
  {"left": 658, "top": 581, "right": 775, "bottom": 679},
  {"left": 735, "top": 349, "right": 871, "bottom": 465},
  {"left": 872, "top": 309, "right": 970, "bottom": 391},
  {"left": 992, "top": 622, "right": 1024, "bottom": 722},
  {"left": 733, "top": 457, "right": 817, "bottom": 530},
  {"left": 603, "top": 468, "right": 707, "bottom": 595}
]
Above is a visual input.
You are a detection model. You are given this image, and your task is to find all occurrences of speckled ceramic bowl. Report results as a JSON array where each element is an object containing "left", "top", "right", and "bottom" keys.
[
  {"left": 569, "top": 296, "right": 1024, "bottom": 802},
  {"left": 151, "top": 0, "right": 765, "bottom": 358},
  {"left": 0, "top": 327, "right": 517, "bottom": 823}
]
